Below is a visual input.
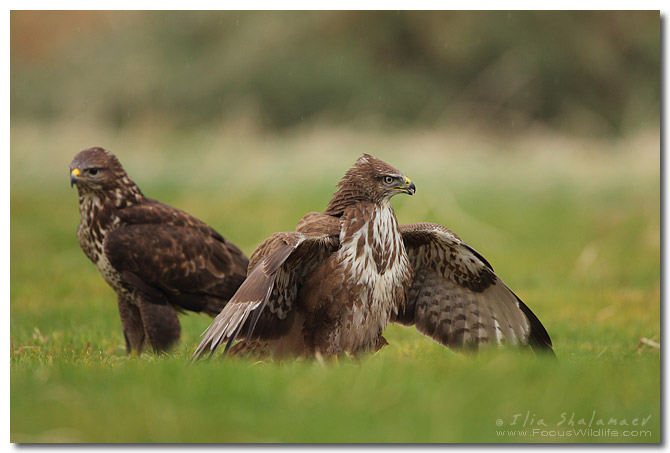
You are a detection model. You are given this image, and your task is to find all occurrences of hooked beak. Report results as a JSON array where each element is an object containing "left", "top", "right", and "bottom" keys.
[
  {"left": 70, "top": 168, "right": 80, "bottom": 187},
  {"left": 394, "top": 176, "right": 416, "bottom": 196}
]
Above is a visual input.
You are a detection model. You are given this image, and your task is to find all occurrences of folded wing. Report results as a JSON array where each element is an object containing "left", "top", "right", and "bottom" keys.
[{"left": 105, "top": 200, "right": 249, "bottom": 316}]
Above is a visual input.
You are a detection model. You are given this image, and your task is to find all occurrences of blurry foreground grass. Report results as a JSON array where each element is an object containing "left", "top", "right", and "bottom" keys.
[{"left": 10, "top": 122, "right": 660, "bottom": 442}]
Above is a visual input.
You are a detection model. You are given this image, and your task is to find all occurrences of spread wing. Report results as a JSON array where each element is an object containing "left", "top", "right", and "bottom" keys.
[
  {"left": 395, "top": 222, "right": 553, "bottom": 354},
  {"left": 192, "top": 226, "right": 339, "bottom": 360},
  {"left": 105, "top": 200, "right": 249, "bottom": 316}
]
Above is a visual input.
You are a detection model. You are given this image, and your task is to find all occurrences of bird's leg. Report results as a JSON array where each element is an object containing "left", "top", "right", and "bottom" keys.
[
  {"left": 314, "top": 350, "right": 327, "bottom": 368},
  {"left": 314, "top": 348, "right": 341, "bottom": 367},
  {"left": 117, "top": 295, "right": 145, "bottom": 354},
  {"left": 137, "top": 295, "right": 181, "bottom": 352}
]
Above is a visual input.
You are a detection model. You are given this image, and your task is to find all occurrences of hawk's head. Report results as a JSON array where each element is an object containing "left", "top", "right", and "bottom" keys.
[
  {"left": 69, "top": 147, "right": 133, "bottom": 193},
  {"left": 325, "top": 154, "right": 415, "bottom": 215}
]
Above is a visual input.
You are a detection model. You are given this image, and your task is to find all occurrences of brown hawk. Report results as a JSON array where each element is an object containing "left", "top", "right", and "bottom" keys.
[
  {"left": 193, "top": 154, "right": 553, "bottom": 360},
  {"left": 70, "top": 147, "right": 249, "bottom": 354}
]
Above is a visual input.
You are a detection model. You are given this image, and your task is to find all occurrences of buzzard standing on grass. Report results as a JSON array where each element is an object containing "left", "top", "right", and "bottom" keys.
[
  {"left": 193, "top": 154, "right": 552, "bottom": 360},
  {"left": 70, "top": 147, "right": 249, "bottom": 354}
]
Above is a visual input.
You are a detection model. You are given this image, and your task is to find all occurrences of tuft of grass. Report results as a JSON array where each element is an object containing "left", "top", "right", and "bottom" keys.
[{"left": 10, "top": 123, "right": 659, "bottom": 443}]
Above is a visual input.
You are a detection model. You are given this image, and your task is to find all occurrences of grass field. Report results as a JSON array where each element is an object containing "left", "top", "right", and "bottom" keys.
[{"left": 10, "top": 121, "right": 660, "bottom": 443}]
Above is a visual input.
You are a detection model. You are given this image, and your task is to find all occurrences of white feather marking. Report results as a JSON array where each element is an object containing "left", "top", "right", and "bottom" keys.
[
  {"left": 493, "top": 318, "right": 504, "bottom": 345},
  {"left": 336, "top": 203, "right": 411, "bottom": 350}
]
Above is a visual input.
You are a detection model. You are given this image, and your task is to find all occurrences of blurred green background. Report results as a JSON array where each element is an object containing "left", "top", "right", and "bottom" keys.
[{"left": 10, "top": 11, "right": 660, "bottom": 443}]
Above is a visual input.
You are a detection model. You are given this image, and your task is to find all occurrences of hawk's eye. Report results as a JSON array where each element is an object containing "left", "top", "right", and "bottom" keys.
[
  {"left": 88, "top": 168, "right": 99, "bottom": 176},
  {"left": 384, "top": 176, "right": 394, "bottom": 185}
]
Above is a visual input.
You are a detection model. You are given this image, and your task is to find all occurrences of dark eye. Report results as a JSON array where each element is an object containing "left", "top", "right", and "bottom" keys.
[
  {"left": 384, "top": 176, "right": 394, "bottom": 185},
  {"left": 88, "top": 168, "right": 99, "bottom": 176}
]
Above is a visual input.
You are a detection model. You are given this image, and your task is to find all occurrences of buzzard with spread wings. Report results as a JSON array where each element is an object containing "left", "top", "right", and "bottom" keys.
[
  {"left": 70, "top": 147, "right": 249, "bottom": 354},
  {"left": 193, "top": 154, "right": 552, "bottom": 359}
]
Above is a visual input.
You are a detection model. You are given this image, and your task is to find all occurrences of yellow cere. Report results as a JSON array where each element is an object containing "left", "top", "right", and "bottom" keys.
[
  {"left": 71, "top": 168, "right": 80, "bottom": 177},
  {"left": 405, "top": 177, "right": 411, "bottom": 185}
]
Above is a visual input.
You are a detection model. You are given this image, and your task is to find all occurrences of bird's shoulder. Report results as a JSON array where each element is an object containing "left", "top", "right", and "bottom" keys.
[
  {"left": 105, "top": 197, "right": 249, "bottom": 288},
  {"left": 296, "top": 211, "right": 341, "bottom": 236},
  {"left": 115, "top": 197, "right": 226, "bottom": 242},
  {"left": 400, "top": 222, "right": 495, "bottom": 291}
]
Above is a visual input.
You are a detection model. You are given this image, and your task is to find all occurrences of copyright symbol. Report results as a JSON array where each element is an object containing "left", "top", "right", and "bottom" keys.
[{"left": 496, "top": 419, "right": 503, "bottom": 426}]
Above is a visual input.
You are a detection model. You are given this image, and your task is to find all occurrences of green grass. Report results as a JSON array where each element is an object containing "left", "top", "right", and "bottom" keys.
[{"left": 10, "top": 122, "right": 660, "bottom": 443}]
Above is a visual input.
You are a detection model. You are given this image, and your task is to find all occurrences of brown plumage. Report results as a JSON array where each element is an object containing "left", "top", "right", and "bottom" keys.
[
  {"left": 193, "top": 154, "right": 553, "bottom": 360},
  {"left": 70, "top": 147, "right": 249, "bottom": 354},
  {"left": 394, "top": 223, "right": 552, "bottom": 352}
]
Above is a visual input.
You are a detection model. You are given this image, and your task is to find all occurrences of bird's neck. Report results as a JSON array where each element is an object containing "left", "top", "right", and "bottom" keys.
[
  {"left": 77, "top": 183, "right": 143, "bottom": 232},
  {"left": 324, "top": 185, "right": 370, "bottom": 217},
  {"left": 339, "top": 201, "right": 405, "bottom": 275},
  {"left": 78, "top": 181, "right": 143, "bottom": 210}
]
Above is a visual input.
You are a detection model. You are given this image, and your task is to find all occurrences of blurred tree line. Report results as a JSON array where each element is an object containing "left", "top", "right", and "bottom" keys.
[{"left": 11, "top": 11, "right": 659, "bottom": 136}]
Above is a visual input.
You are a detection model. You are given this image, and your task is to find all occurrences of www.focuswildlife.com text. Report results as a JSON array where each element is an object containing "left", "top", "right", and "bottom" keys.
[{"left": 496, "top": 428, "right": 652, "bottom": 438}]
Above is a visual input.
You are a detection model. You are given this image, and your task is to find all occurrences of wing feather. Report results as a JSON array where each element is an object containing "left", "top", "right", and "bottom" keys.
[
  {"left": 192, "top": 231, "right": 338, "bottom": 360},
  {"left": 397, "top": 222, "right": 553, "bottom": 354},
  {"left": 106, "top": 200, "right": 249, "bottom": 315}
]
